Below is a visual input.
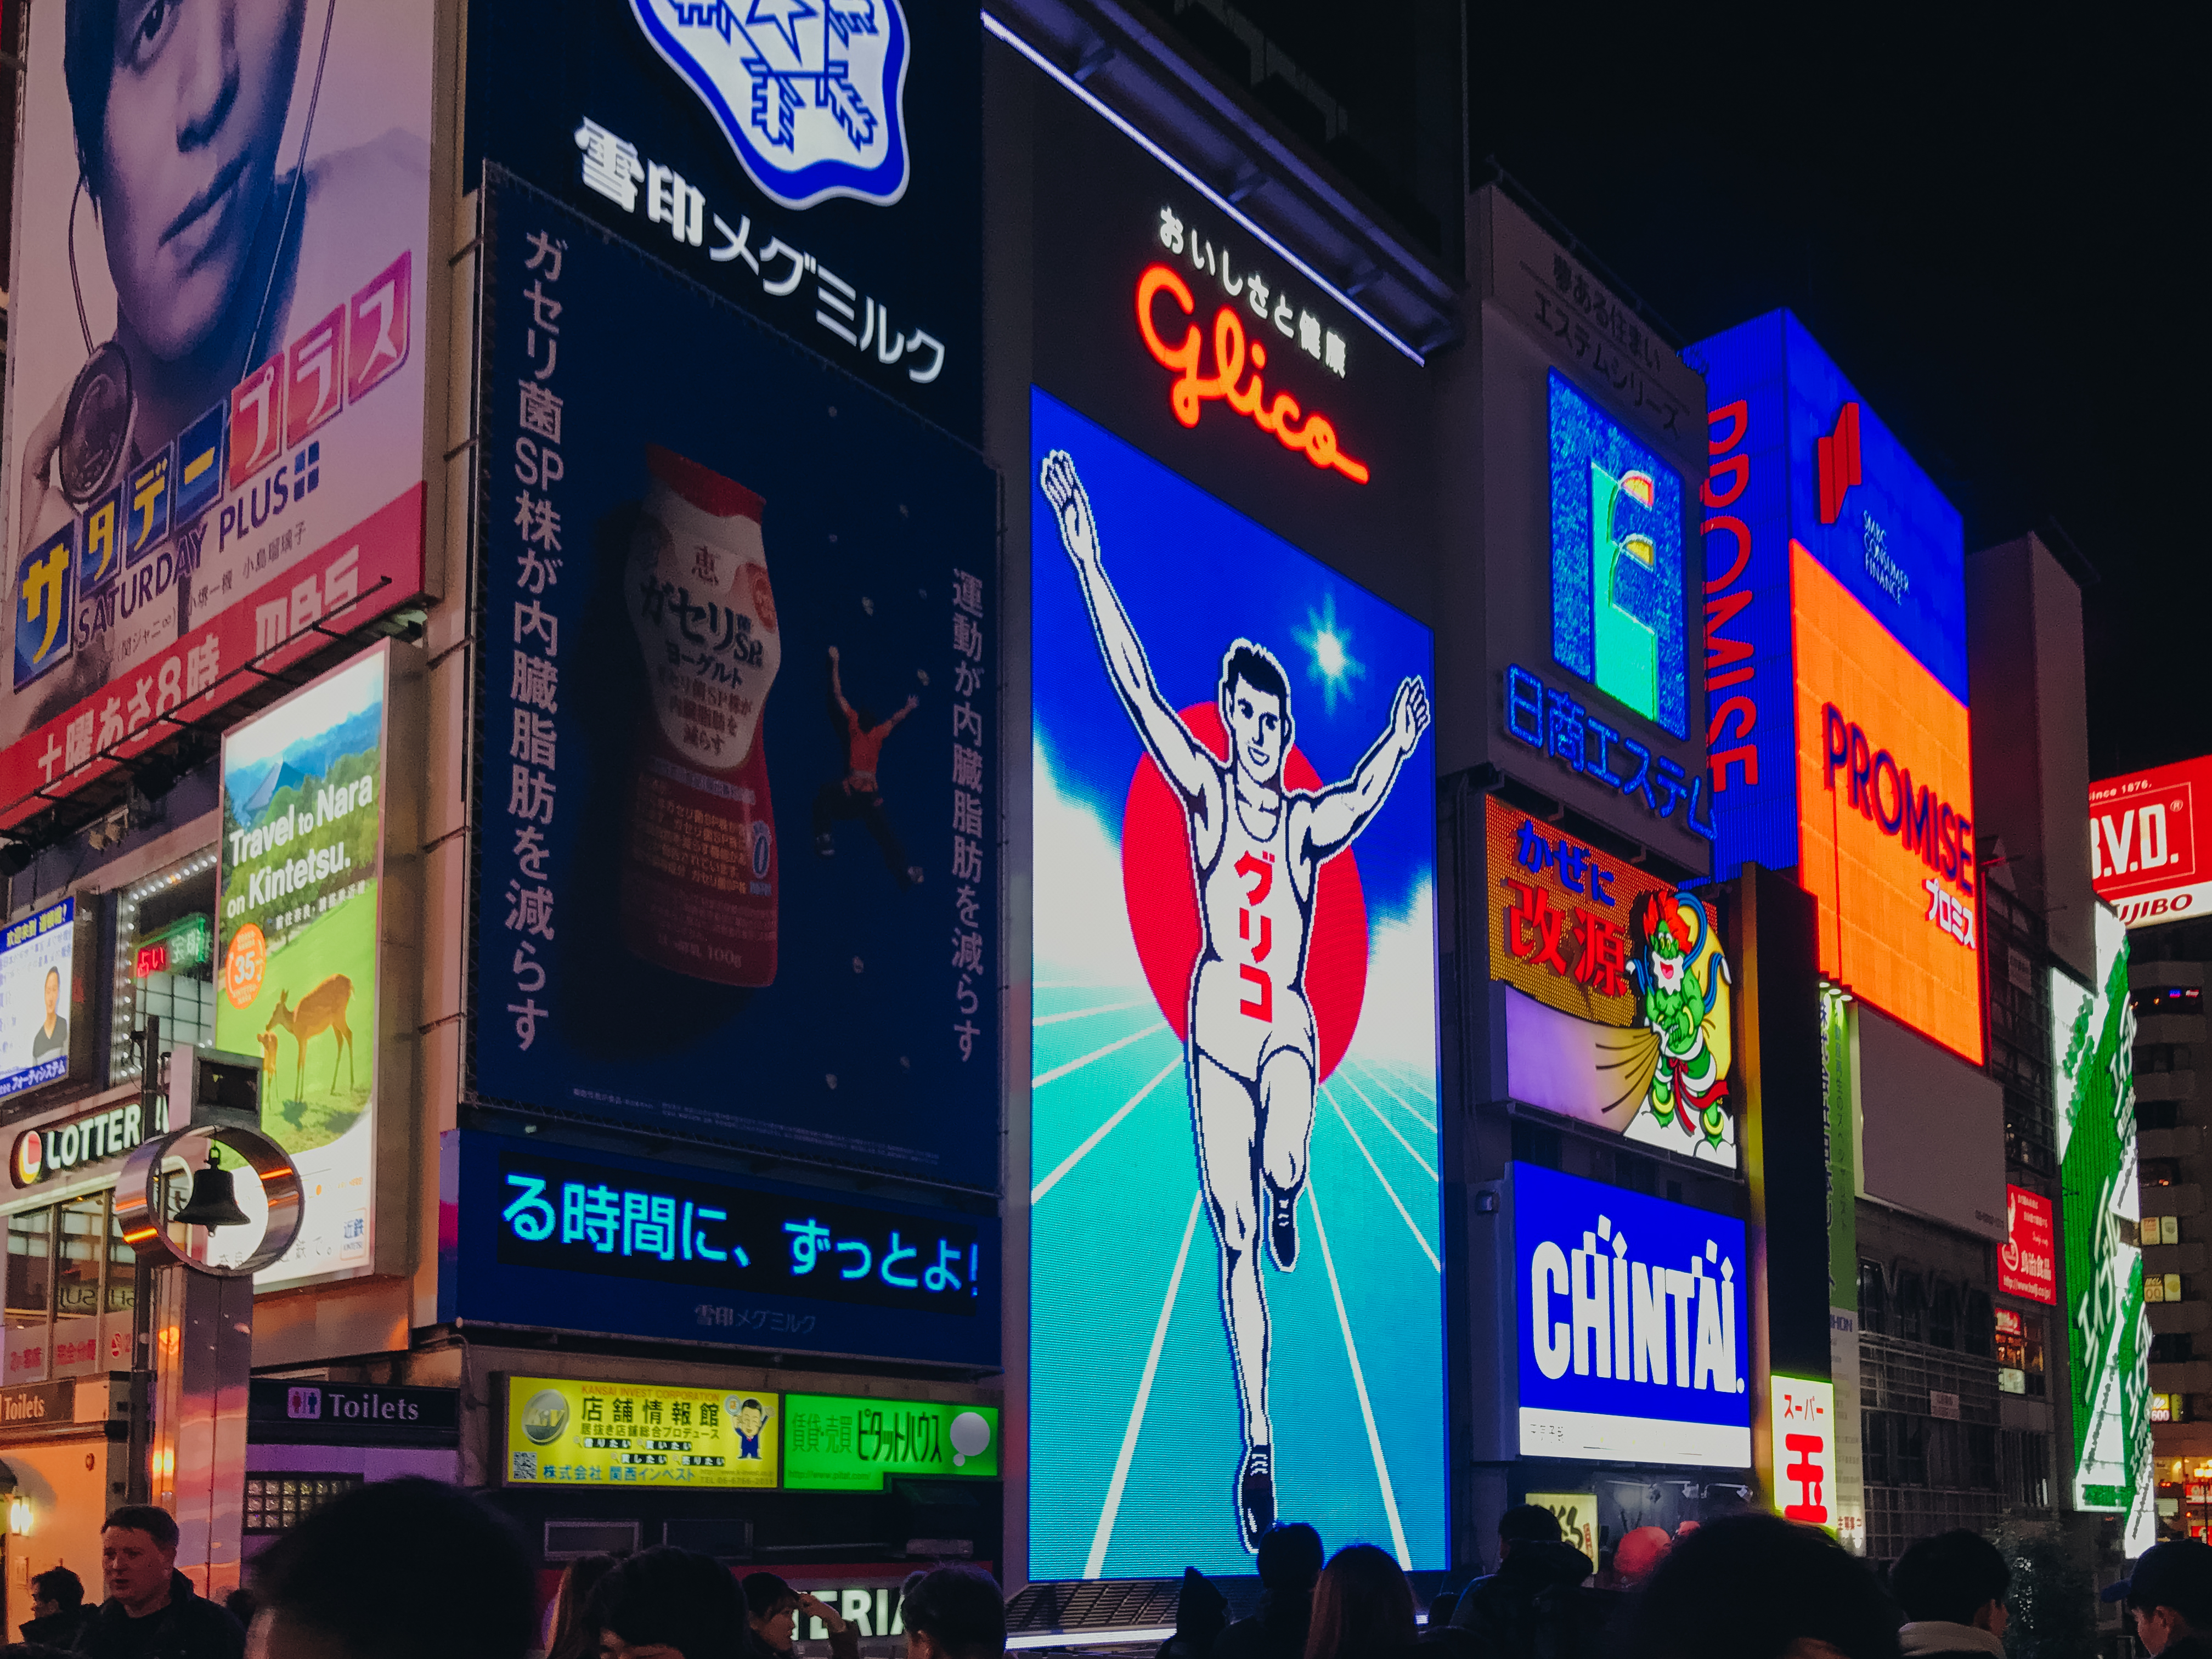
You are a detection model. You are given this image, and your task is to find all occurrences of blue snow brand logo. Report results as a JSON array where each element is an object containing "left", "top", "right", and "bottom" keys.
[{"left": 630, "top": 0, "right": 912, "bottom": 210}]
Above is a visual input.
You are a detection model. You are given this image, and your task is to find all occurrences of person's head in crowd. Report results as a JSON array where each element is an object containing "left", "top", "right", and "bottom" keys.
[
  {"left": 1496, "top": 1505, "right": 1561, "bottom": 1566},
  {"left": 1303, "top": 1545, "right": 1416, "bottom": 1659},
  {"left": 587, "top": 1549, "right": 746, "bottom": 1659},
  {"left": 1259, "top": 1523, "right": 1326, "bottom": 1599},
  {"left": 900, "top": 1567, "right": 1007, "bottom": 1659},
  {"left": 4, "top": 1642, "right": 78, "bottom": 1659},
  {"left": 248, "top": 1476, "right": 534, "bottom": 1659},
  {"left": 1612, "top": 1527, "right": 1672, "bottom": 1587},
  {"left": 226, "top": 1586, "right": 259, "bottom": 1628},
  {"left": 2113, "top": 1538, "right": 2212, "bottom": 1655},
  {"left": 743, "top": 1572, "right": 803, "bottom": 1650},
  {"left": 29, "top": 1566, "right": 84, "bottom": 1618},
  {"left": 1628, "top": 1513, "right": 1900, "bottom": 1659},
  {"left": 1424, "top": 1590, "right": 1458, "bottom": 1630},
  {"left": 548, "top": 1554, "right": 623, "bottom": 1659},
  {"left": 100, "top": 1505, "right": 180, "bottom": 1615},
  {"left": 1891, "top": 1531, "right": 2009, "bottom": 1639}
]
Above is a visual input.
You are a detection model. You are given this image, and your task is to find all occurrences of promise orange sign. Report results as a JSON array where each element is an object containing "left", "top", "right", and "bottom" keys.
[{"left": 1791, "top": 541, "right": 1982, "bottom": 1064}]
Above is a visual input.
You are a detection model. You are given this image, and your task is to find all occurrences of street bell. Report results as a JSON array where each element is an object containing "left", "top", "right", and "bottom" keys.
[{"left": 172, "top": 1159, "right": 251, "bottom": 1232}]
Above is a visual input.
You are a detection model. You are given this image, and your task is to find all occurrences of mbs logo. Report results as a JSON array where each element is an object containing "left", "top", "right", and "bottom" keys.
[{"left": 1548, "top": 373, "right": 1688, "bottom": 740}]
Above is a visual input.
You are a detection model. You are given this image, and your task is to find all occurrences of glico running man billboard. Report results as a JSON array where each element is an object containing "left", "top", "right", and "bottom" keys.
[
  {"left": 1, "top": 0, "right": 433, "bottom": 823},
  {"left": 470, "top": 177, "right": 997, "bottom": 1188},
  {"left": 2052, "top": 905, "right": 2152, "bottom": 1552},
  {"left": 1029, "top": 388, "right": 1442, "bottom": 1576}
]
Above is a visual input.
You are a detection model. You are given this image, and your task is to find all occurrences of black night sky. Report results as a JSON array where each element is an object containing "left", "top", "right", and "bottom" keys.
[{"left": 1219, "top": 1, "right": 2203, "bottom": 782}]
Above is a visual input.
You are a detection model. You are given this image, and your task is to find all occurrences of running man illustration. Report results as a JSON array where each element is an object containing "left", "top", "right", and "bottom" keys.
[
  {"left": 1040, "top": 449, "right": 1431, "bottom": 1550},
  {"left": 812, "top": 646, "right": 924, "bottom": 888}
]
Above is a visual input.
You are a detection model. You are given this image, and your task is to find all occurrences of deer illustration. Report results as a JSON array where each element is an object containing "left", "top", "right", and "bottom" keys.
[{"left": 266, "top": 974, "right": 356, "bottom": 1100}]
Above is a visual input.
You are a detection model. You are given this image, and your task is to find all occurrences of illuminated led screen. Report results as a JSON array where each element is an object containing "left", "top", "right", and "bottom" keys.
[
  {"left": 2050, "top": 907, "right": 2150, "bottom": 1550},
  {"left": 1692, "top": 311, "right": 1966, "bottom": 881},
  {"left": 2091, "top": 754, "right": 2212, "bottom": 929},
  {"left": 1548, "top": 372, "right": 1688, "bottom": 739},
  {"left": 1029, "top": 386, "right": 1443, "bottom": 1576},
  {"left": 1792, "top": 543, "right": 1982, "bottom": 1064},
  {"left": 1513, "top": 1161, "right": 1751, "bottom": 1469}
]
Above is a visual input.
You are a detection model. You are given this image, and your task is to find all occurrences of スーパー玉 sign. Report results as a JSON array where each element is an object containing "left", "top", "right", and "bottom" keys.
[
  {"left": 782, "top": 1393, "right": 998, "bottom": 1489},
  {"left": 1512, "top": 1161, "right": 1752, "bottom": 1470},
  {"left": 469, "top": 178, "right": 996, "bottom": 1187},
  {"left": 1769, "top": 1375, "right": 1836, "bottom": 1530},
  {"left": 0, "top": 901, "right": 79, "bottom": 1101},
  {"left": 1491, "top": 800, "right": 1737, "bottom": 1167},
  {"left": 1029, "top": 387, "right": 1442, "bottom": 1576},
  {"left": 1, "top": 0, "right": 432, "bottom": 825},
  {"left": 504, "top": 1375, "right": 778, "bottom": 1489},
  {"left": 2001, "top": 1186, "right": 2058, "bottom": 1305},
  {"left": 1688, "top": 312, "right": 1967, "bottom": 884},
  {"left": 443, "top": 1131, "right": 1000, "bottom": 1368},
  {"left": 217, "top": 647, "right": 391, "bottom": 1287},
  {"left": 465, "top": 0, "right": 979, "bottom": 436},
  {"left": 2091, "top": 756, "right": 2210, "bottom": 929},
  {"left": 2052, "top": 905, "right": 2152, "bottom": 1552},
  {"left": 1792, "top": 543, "right": 1982, "bottom": 1065}
]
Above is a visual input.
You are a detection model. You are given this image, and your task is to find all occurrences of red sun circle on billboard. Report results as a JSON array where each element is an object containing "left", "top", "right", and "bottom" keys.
[{"left": 1120, "top": 704, "right": 1367, "bottom": 1081}]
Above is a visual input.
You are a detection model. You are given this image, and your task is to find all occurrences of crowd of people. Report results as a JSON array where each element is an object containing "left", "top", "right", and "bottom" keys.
[{"left": 10, "top": 1478, "right": 2212, "bottom": 1659}]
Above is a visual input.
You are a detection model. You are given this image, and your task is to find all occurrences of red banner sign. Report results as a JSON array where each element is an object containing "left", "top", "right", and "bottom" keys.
[{"left": 1999, "top": 1184, "right": 2057, "bottom": 1305}]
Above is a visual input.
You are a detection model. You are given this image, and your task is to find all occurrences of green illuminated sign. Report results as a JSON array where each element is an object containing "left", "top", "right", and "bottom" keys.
[
  {"left": 2051, "top": 905, "right": 2152, "bottom": 1553},
  {"left": 782, "top": 1395, "right": 998, "bottom": 1491}
]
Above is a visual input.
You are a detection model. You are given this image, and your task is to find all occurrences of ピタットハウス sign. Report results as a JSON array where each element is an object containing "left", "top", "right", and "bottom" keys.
[{"left": 631, "top": 0, "right": 912, "bottom": 208}]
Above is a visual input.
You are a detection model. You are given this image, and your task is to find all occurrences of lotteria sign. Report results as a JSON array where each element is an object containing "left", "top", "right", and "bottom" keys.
[
  {"left": 2091, "top": 756, "right": 2211, "bottom": 929},
  {"left": 12, "top": 1097, "right": 168, "bottom": 1188},
  {"left": 1512, "top": 1161, "right": 1752, "bottom": 1468}
]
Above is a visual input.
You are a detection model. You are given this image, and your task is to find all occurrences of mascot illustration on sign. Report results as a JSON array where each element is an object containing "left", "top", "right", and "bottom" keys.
[
  {"left": 1040, "top": 449, "right": 1431, "bottom": 1549},
  {"left": 1601, "top": 891, "right": 1732, "bottom": 1154}
]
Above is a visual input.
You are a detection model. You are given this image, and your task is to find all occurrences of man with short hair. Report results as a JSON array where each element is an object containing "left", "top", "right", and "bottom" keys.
[
  {"left": 2106, "top": 1537, "right": 2212, "bottom": 1657},
  {"left": 1451, "top": 1504, "right": 1592, "bottom": 1651},
  {"left": 22, "top": 1562, "right": 95, "bottom": 1647},
  {"left": 82, "top": 1503, "right": 245, "bottom": 1658},
  {"left": 1892, "top": 1529, "right": 2009, "bottom": 1656},
  {"left": 248, "top": 1476, "right": 533, "bottom": 1659},
  {"left": 899, "top": 1565, "right": 1007, "bottom": 1659}
]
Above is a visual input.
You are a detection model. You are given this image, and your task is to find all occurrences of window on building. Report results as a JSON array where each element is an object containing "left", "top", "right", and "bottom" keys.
[
  {"left": 5, "top": 1210, "right": 51, "bottom": 1331},
  {"left": 1859, "top": 1260, "right": 1888, "bottom": 1336},
  {"left": 1996, "top": 1308, "right": 2047, "bottom": 1397},
  {"left": 2135, "top": 986, "right": 2204, "bottom": 1017},
  {"left": 2143, "top": 1101, "right": 2183, "bottom": 1131},
  {"left": 1963, "top": 1290, "right": 1994, "bottom": 1359},
  {"left": 108, "top": 850, "right": 221, "bottom": 1086},
  {"left": 2140, "top": 1043, "right": 2196, "bottom": 1074},
  {"left": 1929, "top": 1281, "right": 1960, "bottom": 1351},
  {"left": 2153, "top": 1333, "right": 2197, "bottom": 1364},
  {"left": 1999, "top": 1429, "right": 2051, "bottom": 1508},
  {"left": 2145, "top": 1159, "right": 2183, "bottom": 1188},
  {"left": 1895, "top": 1271, "right": 1927, "bottom": 1345}
]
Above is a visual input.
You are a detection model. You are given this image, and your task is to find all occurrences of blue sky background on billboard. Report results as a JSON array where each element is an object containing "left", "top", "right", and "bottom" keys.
[
  {"left": 1514, "top": 1162, "right": 1752, "bottom": 1470},
  {"left": 471, "top": 180, "right": 996, "bottom": 1187},
  {"left": 1690, "top": 311, "right": 1967, "bottom": 879},
  {"left": 1029, "top": 388, "right": 1442, "bottom": 1577}
]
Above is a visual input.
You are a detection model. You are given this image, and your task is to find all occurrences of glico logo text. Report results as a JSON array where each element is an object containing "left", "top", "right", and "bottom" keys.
[
  {"left": 1820, "top": 703, "right": 1974, "bottom": 897},
  {"left": 1136, "top": 266, "right": 1369, "bottom": 484}
]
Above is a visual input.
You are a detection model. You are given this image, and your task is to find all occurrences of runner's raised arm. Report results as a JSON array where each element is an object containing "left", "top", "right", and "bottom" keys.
[{"left": 1041, "top": 449, "right": 1216, "bottom": 803}]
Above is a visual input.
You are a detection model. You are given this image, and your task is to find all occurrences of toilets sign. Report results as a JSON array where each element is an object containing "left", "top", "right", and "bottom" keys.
[{"left": 1512, "top": 1161, "right": 1752, "bottom": 1469}]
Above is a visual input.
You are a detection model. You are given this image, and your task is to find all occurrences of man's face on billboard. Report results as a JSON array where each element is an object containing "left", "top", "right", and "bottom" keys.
[
  {"left": 43, "top": 969, "right": 59, "bottom": 1020},
  {"left": 1225, "top": 675, "right": 1285, "bottom": 790},
  {"left": 95, "top": 0, "right": 309, "bottom": 362},
  {"left": 736, "top": 1403, "right": 764, "bottom": 1436}
]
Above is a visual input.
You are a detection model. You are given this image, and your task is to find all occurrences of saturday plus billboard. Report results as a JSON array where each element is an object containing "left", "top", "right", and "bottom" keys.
[
  {"left": 1688, "top": 312, "right": 1966, "bottom": 883},
  {"left": 2091, "top": 756, "right": 2211, "bottom": 929}
]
